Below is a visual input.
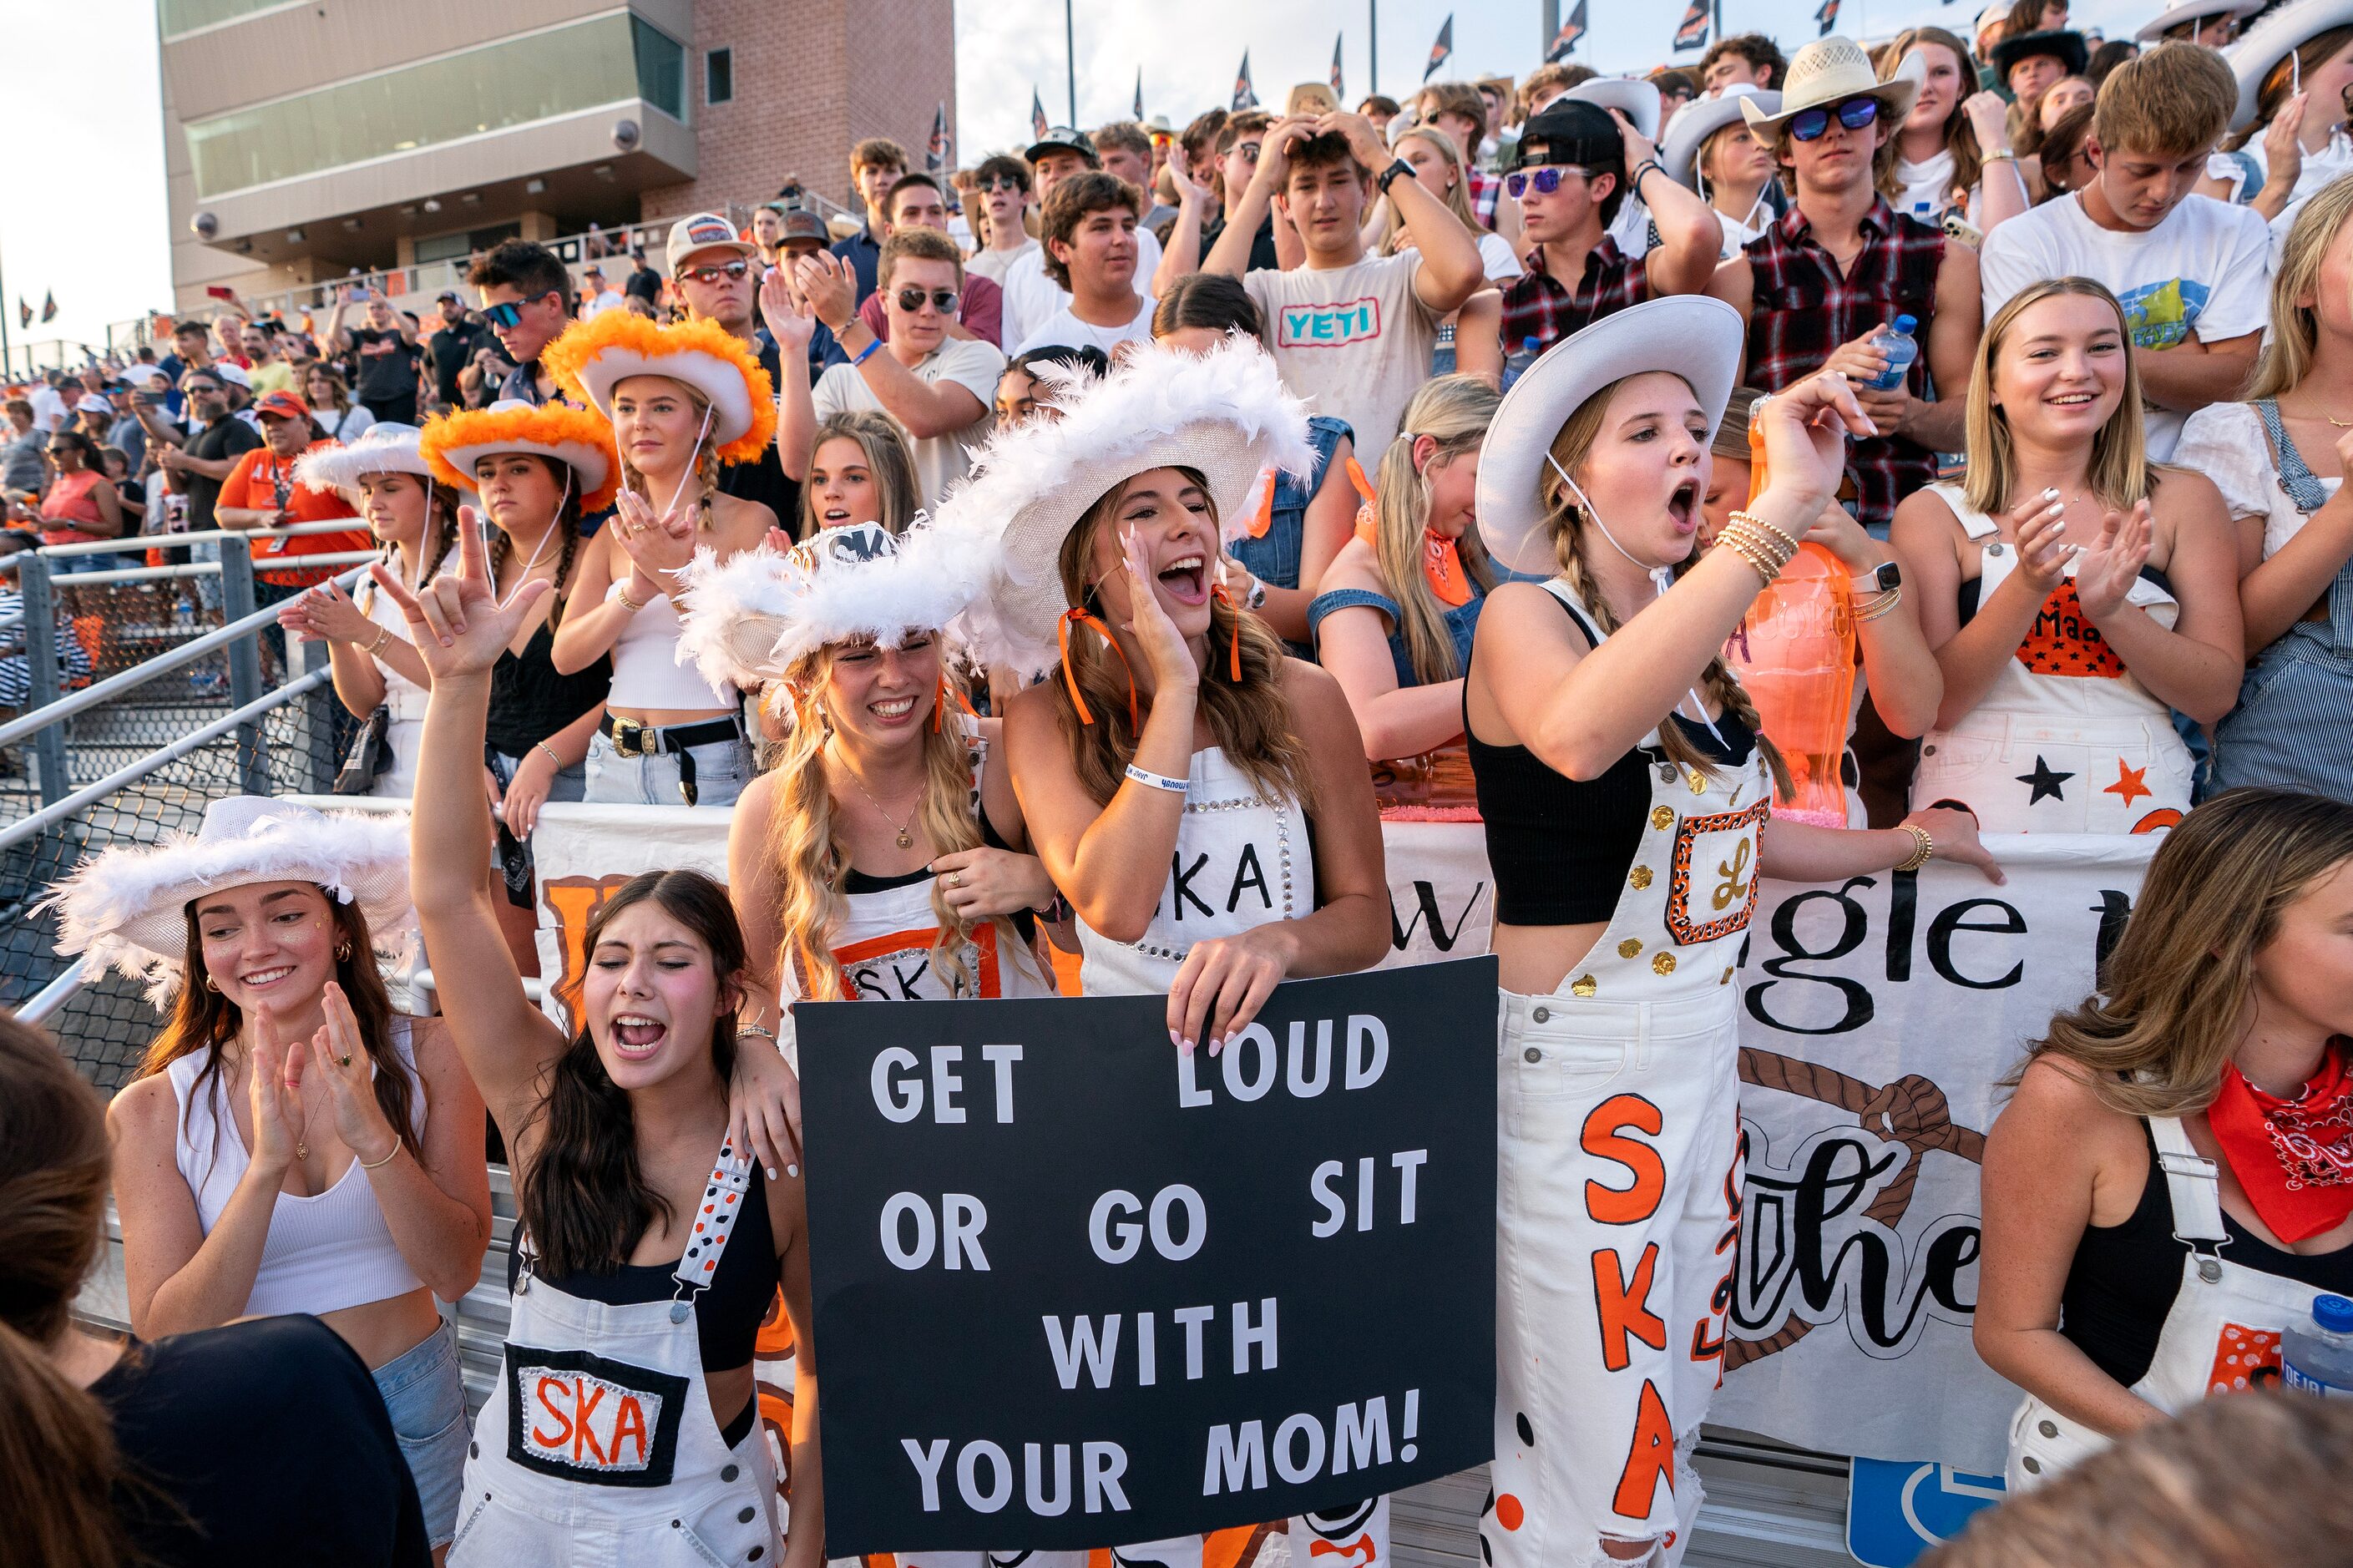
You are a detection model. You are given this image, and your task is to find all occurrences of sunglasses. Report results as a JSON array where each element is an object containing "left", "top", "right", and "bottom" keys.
[
  {"left": 1788, "top": 96, "right": 1880, "bottom": 143},
  {"left": 1505, "top": 164, "right": 1593, "bottom": 199},
  {"left": 683, "top": 260, "right": 753, "bottom": 285},
  {"left": 894, "top": 287, "right": 960, "bottom": 314},
  {"left": 977, "top": 175, "right": 1025, "bottom": 194},
  {"left": 1233, "top": 141, "right": 1263, "bottom": 163},
  {"left": 482, "top": 301, "right": 527, "bottom": 327}
]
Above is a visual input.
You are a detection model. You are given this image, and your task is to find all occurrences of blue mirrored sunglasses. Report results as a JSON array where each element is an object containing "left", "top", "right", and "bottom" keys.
[
  {"left": 482, "top": 301, "right": 525, "bottom": 328},
  {"left": 1788, "top": 96, "right": 1880, "bottom": 143},
  {"left": 1505, "top": 164, "right": 1593, "bottom": 199}
]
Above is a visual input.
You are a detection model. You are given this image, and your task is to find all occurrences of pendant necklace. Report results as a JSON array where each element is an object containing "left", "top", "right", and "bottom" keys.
[{"left": 844, "top": 766, "right": 921, "bottom": 849}]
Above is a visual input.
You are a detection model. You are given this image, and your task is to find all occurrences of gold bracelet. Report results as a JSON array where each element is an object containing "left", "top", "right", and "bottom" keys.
[
  {"left": 615, "top": 582, "right": 645, "bottom": 613},
  {"left": 1728, "top": 509, "right": 1802, "bottom": 557},
  {"left": 1853, "top": 585, "right": 1904, "bottom": 623},
  {"left": 357, "top": 1141, "right": 402, "bottom": 1170},
  {"left": 1718, "top": 532, "right": 1782, "bottom": 587},
  {"left": 1717, "top": 518, "right": 1796, "bottom": 577},
  {"left": 1719, "top": 512, "right": 1798, "bottom": 561},
  {"left": 1895, "top": 822, "right": 1934, "bottom": 872},
  {"left": 366, "top": 625, "right": 392, "bottom": 655}
]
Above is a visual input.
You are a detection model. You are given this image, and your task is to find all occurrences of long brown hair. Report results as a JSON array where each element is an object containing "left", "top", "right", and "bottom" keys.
[
  {"left": 1875, "top": 28, "right": 1986, "bottom": 206},
  {"left": 0, "top": 1015, "right": 133, "bottom": 1568},
  {"left": 1962, "top": 276, "right": 2151, "bottom": 517},
  {"left": 516, "top": 871, "right": 745, "bottom": 1277},
  {"left": 1052, "top": 468, "right": 1316, "bottom": 809},
  {"left": 1370, "top": 375, "right": 1498, "bottom": 684},
  {"left": 2019, "top": 789, "right": 2353, "bottom": 1119},
  {"left": 800, "top": 412, "right": 918, "bottom": 540},
  {"left": 1541, "top": 378, "right": 1793, "bottom": 796},
  {"left": 139, "top": 891, "right": 419, "bottom": 1174},
  {"left": 486, "top": 454, "right": 585, "bottom": 630}
]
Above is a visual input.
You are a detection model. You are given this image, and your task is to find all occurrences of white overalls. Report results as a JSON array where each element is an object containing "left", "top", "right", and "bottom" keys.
[
  {"left": 2004, "top": 1115, "right": 2340, "bottom": 1491},
  {"left": 1910, "top": 483, "right": 2193, "bottom": 835},
  {"left": 451, "top": 1140, "right": 782, "bottom": 1567},
  {"left": 1486, "top": 584, "right": 1763, "bottom": 1568}
]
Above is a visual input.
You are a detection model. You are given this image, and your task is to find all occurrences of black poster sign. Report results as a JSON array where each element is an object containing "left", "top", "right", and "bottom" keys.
[{"left": 797, "top": 958, "right": 1499, "bottom": 1555}]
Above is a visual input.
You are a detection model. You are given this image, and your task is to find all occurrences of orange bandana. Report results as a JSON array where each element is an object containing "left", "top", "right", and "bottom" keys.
[{"left": 1348, "top": 454, "right": 1472, "bottom": 607}]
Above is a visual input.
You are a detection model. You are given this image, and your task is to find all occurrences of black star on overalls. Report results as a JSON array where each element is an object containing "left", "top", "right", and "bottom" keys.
[{"left": 2016, "top": 755, "right": 2073, "bottom": 804}]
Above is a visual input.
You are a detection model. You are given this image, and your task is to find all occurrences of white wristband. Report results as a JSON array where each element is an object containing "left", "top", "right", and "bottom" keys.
[{"left": 1124, "top": 762, "right": 1188, "bottom": 795}]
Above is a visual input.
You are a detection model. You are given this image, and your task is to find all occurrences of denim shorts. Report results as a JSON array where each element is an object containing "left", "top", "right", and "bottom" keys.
[
  {"left": 373, "top": 1322, "right": 470, "bottom": 1549},
  {"left": 583, "top": 730, "right": 752, "bottom": 807}
]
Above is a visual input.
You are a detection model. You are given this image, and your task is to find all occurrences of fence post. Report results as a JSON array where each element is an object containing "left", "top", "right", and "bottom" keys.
[
  {"left": 219, "top": 538, "right": 270, "bottom": 796},
  {"left": 18, "top": 555, "right": 70, "bottom": 809},
  {"left": 299, "top": 636, "right": 337, "bottom": 792}
]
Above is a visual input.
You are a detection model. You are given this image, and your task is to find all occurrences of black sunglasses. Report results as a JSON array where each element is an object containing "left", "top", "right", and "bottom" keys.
[
  {"left": 683, "top": 260, "right": 753, "bottom": 285},
  {"left": 976, "top": 175, "right": 1025, "bottom": 194},
  {"left": 1789, "top": 96, "right": 1880, "bottom": 143},
  {"left": 894, "top": 286, "right": 960, "bottom": 313}
]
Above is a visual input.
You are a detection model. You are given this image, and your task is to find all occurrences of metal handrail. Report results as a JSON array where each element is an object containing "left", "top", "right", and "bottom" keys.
[
  {"left": 37, "top": 518, "right": 369, "bottom": 559},
  {"left": 53, "top": 550, "right": 377, "bottom": 589},
  {"left": 18, "top": 965, "right": 84, "bottom": 1025}
]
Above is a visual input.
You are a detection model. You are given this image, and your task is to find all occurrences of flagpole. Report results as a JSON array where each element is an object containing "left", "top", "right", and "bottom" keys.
[
  {"left": 1542, "top": 0, "right": 1558, "bottom": 57},
  {"left": 1369, "top": 0, "right": 1379, "bottom": 94},
  {"left": 1065, "top": 0, "right": 1079, "bottom": 126}
]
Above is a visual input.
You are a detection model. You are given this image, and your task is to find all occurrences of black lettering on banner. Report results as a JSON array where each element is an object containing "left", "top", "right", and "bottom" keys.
[
  {"left": 1171, "top": 852, "right": 1213, "bottom": 920},
  {"left": 1926, "top": 898, "right": 2027, "bottom": 990},
  {"left": 1745, "top": 878, "right": 1875, "bottom": 1035},
  {"left": 1228, "top": 842, "right": 1272, "bottom": 913},
  {"left": 2091, "top": 889, "right": 2133, "bottom": 983},
  {"left": 1389, "top": 879, "right": 1487, "bottom": 953},
  {"left": 1883, "top": 867, "right": 1917, "bottom": 984},
  {"left": 794, "top": 961, "right": 1496, "bottom": 1553}
]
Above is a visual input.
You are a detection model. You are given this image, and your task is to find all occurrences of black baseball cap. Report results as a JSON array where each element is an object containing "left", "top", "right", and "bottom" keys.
[{"left": 1514, "top": 101, "right": 1624, "bottom": 169}]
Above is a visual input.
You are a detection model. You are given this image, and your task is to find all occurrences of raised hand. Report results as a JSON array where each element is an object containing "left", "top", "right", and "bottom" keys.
[
  {"left": 1315, "top": 109, "right": 1392, "bottom": 174},
  {"left": 1168, "top": 148, "right": 1214, "bottom": 211},
  {"left": 1607, "top": 107, "right": 1659, "bottom": 177},
  {"left": 1754, "top": 371, "right": 1876, "bottom": 519},
  {"left": 610, "top": 487, "right": 698, "bottom": 591},
  {"left": 2074, "top": 498, "right": 2154, "bottom": 620},
  {"left": 245, "top": 1003, "right": 305, "bottom": 1176},
  {"left": 371, "top": 503, "right": 549, "bottom": 678},
  {"left": 792, "top": 252, "right": 858, "bottom": 332},
  {"left": 306, "top": 981, "right": 401, "bottom": 1166},
  {"left": 2008, "top": 488, "right": 2076, "bottom": 595},
  {"left": 2263, "top": 93, "right": 2310, "bottom": 200},
  {"left": 758, "top": 265, "right": 817, "bottom": 353},
  {"left": 1962, "top": 90, "right": 2011, "bottom": 158},
  {"left": 1119, "top": 524, "right": 1200, "bottom": 692},
  {"left": 291, "top": 578, "right": 378, "bottom": 645}
]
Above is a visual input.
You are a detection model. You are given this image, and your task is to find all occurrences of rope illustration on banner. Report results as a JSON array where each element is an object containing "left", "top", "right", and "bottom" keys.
[{"left": 1728, "top": 1048, "right": 1988, "bottom": 1369}]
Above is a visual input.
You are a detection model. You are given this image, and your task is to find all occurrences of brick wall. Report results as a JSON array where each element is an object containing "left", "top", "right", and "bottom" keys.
[{"left": 643, "top": 0, "right": 956, "bottom": 223}]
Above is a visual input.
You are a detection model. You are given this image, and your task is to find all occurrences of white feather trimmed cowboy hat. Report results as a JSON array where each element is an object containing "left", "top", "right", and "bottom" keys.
[
  {"left": 933, "top": 340, "right": 1313, "bottom": 680},
  {"left": 292, "top": 422, "right": 433, "bottom": 506},
  {"left": 42, "top": 796, "right": 413, "bottom": 1004},
  {"left": 672, "top": 520, "right": 981, "bottom": 703},
  {"left": 540, "top": 311, "right": 777, "bottom": 466},
  {"left": 1566, "top": 78, "right": 1665, "bottom": 142},
  {"left": 1475, "top": 295, "right": 1745, "bottom": 577},
  {"left": 1739, "top": 37, "right": 1924, "bottom": 146},
  {"left": 2137, "top": 0, "right": 2263, "bottom": 43},
  {"left": 2224, "top": 0, "right": 2353, "bottom": 131},
  {"left": 1662, "top": 84, "right": 1782, "bottom": 187}
]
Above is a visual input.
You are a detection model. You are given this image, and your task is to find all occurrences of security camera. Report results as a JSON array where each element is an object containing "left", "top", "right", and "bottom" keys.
[
  {"left": 612, "top": 118, "right": 641, "bottom": 152},
  {"left": 191, "top": 210, "right": 219, "bottom": 240}
]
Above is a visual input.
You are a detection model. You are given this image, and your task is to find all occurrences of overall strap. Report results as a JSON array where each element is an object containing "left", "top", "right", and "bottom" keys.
[
  {"left": 2148, "top": 1115, "right": 2229, "bottom": 1254},
  {"left": 2253, "top": 400, "right": 2331, "bottom": 515},
  {"left": 669, "top": 1137, "right": 755, "bottom": 1322},
  {"left": 1929, "top": 481, "right": 1999, "bottom": 540}
]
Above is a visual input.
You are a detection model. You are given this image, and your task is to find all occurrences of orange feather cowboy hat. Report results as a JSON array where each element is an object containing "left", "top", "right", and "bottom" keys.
[
  {"left": 540, "top": 311, "right": 778, "bottom": 468},
  {"left": 417, "top": 399, "right": 622, "bottom": 513}
]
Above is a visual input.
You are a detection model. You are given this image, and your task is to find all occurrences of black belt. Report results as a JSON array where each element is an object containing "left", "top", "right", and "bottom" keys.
[{"left": 599, "top": 714, "right": 745, "bottom": 806}]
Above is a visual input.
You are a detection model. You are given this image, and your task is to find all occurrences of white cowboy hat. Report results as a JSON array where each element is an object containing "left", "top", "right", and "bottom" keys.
[
  {"left": 673, "top": 520, "right": 980, "bottom": 700},
  {"left": 43, "top": 796, "right": 414, "bottom": 1004},
  {"left": 293, "top": 422, "right": 433, "bottom": 505},
  {"left": 1740, "top": 37, "right": 1925, "bottom": 145},
  {"left": 1474, "top": 296, "right": 1745, "bottom": 577},
  {"left": 2224, "top": 0, "right": 2353, "bottom": 130},
  {"left": 2136, "top": 0, "right": 2263, "bottom": 43},
  {"left": 933, "top": 339, "right": 1313, "bottom": 680},
  {"left": 1566, "top": 77, "right": 1665, "bottom": 142},
  {"left": 1662, "top": 84, "right": 1783, "bottom": 186}
]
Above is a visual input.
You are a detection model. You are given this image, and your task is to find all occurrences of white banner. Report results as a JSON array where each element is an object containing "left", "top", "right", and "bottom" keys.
[{"left": 512, "top": 803, "right": 2156, "bottom": 1476}]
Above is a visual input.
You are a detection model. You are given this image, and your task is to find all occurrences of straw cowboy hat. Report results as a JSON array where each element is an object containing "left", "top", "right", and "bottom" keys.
[
  {"left": 933, "top": 339, "right": 1313, "bottom": 680},
  {"left": 1739, "top": 37, "right": 1925, "bottom": 145},
  {"left": 293, "top": 422, "right": 433, "bottom": 506},
  {"left": 1474, "top": 296, "right": 1745, "bottom": 577},
  {"left": 2224, "top": 0, "right": 2353, "bottom": 130},
  {"left": 540, "top": 311, "right": 777, "bottom": 468},
  {"left": 43, "top": 796, "right": 414, "bottom": 1004},
  {"left": 2136, "top": 0, "right": 2263, "bottom": 44},
  {"left": 1566, "top": 77, "right": 1665, "bottom": 142},
  {"left": 418, "top": 398, "right": 620, "bottom": 513},
  {"left": 1662, "top": 84, "right": 1783, "bottom": 187}
]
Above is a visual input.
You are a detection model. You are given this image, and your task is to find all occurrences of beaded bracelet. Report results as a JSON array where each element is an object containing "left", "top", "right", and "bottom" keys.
[
  {"left": 1730, "top": 509, "right": 1803, "bottom": 557},
  {"left": 1895, "top": 822, "right": 1935, "bottom": 872}
]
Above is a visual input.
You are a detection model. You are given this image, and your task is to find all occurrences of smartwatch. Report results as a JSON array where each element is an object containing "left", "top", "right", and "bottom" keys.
[
  {"left": 1377, "top": 159, "right": 1416, "bottom": 195},
  {"left": 1850, "top": 560, "right": 1901, "bottom": 594}
]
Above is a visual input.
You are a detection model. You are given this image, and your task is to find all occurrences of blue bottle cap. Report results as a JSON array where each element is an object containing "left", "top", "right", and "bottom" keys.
[
  {"left": 2315, "top": 1293, "right": 2353, "bottom": 1333},
  {"left": 1892, "top": 314, "right": 1917, "bottom": 335},
  {"left": 1521, "top": 336, "right": 1541, "bottom": 352}
]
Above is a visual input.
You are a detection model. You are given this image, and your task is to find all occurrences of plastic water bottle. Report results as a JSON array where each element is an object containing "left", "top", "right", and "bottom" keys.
[
  {"left": 2282, "top": 1294, "right": 2353, "bottom": 1398},
  {"left": 1864, "top": 315, "right": 1919, "bottom": 392},
  {"left": 173, "top": 595, "right": 195, "bottom": 632},
  {"left": 1503, "top": 336, "right": 1543, "bottom": 391}
]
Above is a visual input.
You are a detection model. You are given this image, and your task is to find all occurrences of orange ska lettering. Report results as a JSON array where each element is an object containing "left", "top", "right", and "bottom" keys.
[
  {"left": 1610, "top": 1378, "right": 1678, "bottom": 1520},
  {"left": 1592, "top": 1243, "right": 1667, "bottom": 1373},
  {"left": 522, "top": 1367, "right": 661, "bottom": 1473},
  {"left": 1582, "top": 1095, "right": 1667, "bottom": 1225}
]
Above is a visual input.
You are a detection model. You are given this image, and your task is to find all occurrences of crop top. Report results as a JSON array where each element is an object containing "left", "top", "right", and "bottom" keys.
[
  {"left": 1466, "top": 584, "right": 1755, "bottom": 926},
  {"left": 606, "top": 584, "right": 732, "bottom": 712},
  {"left": 487, "top": 618, "right": 611, "bottom": 757}
]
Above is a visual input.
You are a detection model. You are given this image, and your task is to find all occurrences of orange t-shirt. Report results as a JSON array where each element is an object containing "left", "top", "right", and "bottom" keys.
[{"left": 216, "top": 438, "right": 369, "bottom": 585}]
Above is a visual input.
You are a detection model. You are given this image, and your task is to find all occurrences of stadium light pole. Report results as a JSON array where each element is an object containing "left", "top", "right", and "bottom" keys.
[
  {"left": 1065, "top": 0, "right": 1079, "bottom": 126},
  {"left": 1369, "top": 0, "right": 1379, "bottom": 94}
]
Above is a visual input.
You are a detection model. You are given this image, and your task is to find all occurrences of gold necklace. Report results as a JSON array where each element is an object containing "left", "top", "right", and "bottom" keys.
[{"left": 841, "top": 763, "right": 922, "bottom": 849}]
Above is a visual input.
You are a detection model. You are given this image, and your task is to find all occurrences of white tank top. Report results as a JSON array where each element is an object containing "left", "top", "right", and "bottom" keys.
[
  {"left": 607, "top": 584, "right": 732, "bottom": 711},
  {"left": 167, "top": 1017, "right": 430, "bottom": 1318},
  {"left": 1078, "top": 746, "right": 1308, "bottom": 999}
]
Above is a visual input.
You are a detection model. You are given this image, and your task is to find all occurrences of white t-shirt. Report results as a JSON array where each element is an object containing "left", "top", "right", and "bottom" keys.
[
  {"left": 1242, "top": 250, "right": 1442, "bottom": 453},
  {"left": 581, "top": 288, "right": 626, "bottom": 318},
  {"left": 812, "top": 336, "right": 1004, "bottom": 510},
  {"left": 997, "top": 227, "right": 1164, "bottom": 350},
  {"left": 1475, "top": 231, "right": 1525, "bottom": 282},
  {"left": 323, "top": 403, "right": 376, "bottom": 442},
  {"left": 28, "top": 386, "right": 68, "bottom": 432},
  {"left": 967, "top": 237, "right": 1040, "bottom": 286},
  {"left": 1979, "top": 192, "right": 2273, "bottom": 459},
  {"left": 1012, "top": 296, "right": 1156, "bottom": 357}
]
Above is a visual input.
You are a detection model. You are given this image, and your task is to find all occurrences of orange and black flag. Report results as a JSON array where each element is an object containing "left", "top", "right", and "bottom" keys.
[
  {"left": 1816, "top": 0, "right": 1841, "bottom": 34},
  {"left": 1674, "top": 0, "right": 1712, "bottom": 52},
  {"left": 15, "top": 299, "right": 28, "bottom": 331},
  {"left": 1233, "top": 51, "right": 1258, "bottom": 109},
  {"left": 1424, "top": 14, "right": 1454, "bottom": 80},
  {"left": 1030, "top": 88, "right": 1050, "bottom": 142},
  {"left": 1547, "top": 0, "right": 1589, "bottom": 63},
  {"left": 39, "top": 291, "right": 57, "bottom": 325},
  {"left": 1330, "top": 33, "right": 1345, "bottom": 99}
]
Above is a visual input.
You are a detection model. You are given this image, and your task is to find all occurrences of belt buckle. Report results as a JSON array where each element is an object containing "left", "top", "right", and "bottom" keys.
[{"left": 610, "top": 716, "right": 650, "bottom": 758}]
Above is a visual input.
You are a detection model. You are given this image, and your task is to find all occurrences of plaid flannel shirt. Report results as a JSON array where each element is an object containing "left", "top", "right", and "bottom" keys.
[
  {"left": 1743, "top": 197, "right": 1946, "bottom": 532},
  {"left": 1467, "top": 167, "right": 1502, "bottom": 230},
  {"left": 1497, "top": 240, "right": 1653, "bottom": 358}
]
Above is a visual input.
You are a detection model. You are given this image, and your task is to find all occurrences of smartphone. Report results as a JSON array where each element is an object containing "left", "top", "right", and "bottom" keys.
[{"left": 134, "top": 390, "right": 167, "bottom": 406}]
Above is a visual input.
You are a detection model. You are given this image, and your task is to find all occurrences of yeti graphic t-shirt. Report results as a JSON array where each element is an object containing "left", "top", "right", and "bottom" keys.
[
  {"left": 1244, "top": 250, "right": 1444, "bottom": 453},
  {"left": 1979, "top": 190, "right": 2271, "bottom": 461}
]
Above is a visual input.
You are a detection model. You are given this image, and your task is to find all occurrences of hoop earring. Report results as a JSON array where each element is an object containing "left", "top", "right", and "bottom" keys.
[
  {"left": 335, "top": 943, "right": 353, "bottom": 962},
  {"left": 203, "top": 975, "right": 220, "bottom": 993}
]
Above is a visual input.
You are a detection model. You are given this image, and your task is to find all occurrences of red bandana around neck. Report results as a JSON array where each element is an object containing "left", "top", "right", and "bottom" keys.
[{"left": 2208, "top": 1044, "right": 2353, "bottom": 1243}]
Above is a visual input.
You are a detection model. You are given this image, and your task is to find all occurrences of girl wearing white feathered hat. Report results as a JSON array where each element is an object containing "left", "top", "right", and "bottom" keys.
[
  {"left": 1463, "top": 297, "right": 1998, "bottom": 1567},
  {"left": 277, "top": 423, "right": 463, "bottom": 798},
  {"left": 45, "top": 796, "right": 493, "bottom": 1558}
]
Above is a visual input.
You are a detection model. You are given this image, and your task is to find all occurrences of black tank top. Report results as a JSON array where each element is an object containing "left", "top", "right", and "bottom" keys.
[
  {"left": 2060, "top": 1120, "right": 2353, "bottom": 1386},
  {"left": 1466, "top": 585, "right": 1754, "bottom": 926},
  {"left": 486, "top": 618, "right": 610, "bottom": 758}
]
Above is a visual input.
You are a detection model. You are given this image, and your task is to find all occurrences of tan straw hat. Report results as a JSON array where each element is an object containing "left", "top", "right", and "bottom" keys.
[{"left": 1739, "top": 38, "right": 1924, "bottom": 146}]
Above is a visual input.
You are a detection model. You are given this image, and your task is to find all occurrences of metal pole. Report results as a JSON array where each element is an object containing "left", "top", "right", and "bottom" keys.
[
  {"left": 1065, "top": 0, "right": 1079, "bottom": 127},
  {"left": 0, "top": 245, "right": 11, "bottom": 379},
  {"left": 219, "top": 539, "right": 269, "bottom": 796},
  {"left": 1543, "top": 0, "right": 1559, "bottom": 58},
  {"left": 1370, "top": 0, "right": 1380, "bottom": 94},
  {"left": 19, "top": 556, "right": 69, "bottom": 809},
  {"left": 299, "top": 637, "right": 337, "bottom": 794}
]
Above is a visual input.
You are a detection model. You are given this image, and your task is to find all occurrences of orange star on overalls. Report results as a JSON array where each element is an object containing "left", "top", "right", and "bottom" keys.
[{"left": 2104, "top": 761, "right": 2153, "bottom": 807}]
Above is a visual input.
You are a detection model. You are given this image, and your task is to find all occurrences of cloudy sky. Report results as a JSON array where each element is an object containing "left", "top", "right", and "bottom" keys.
[{"left": 11, "top": 0, "right": 2158, "bottom": 363}]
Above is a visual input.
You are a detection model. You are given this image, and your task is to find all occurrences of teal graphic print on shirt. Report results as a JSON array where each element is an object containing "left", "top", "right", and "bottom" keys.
[
  {"left": 2114, "top": 277, "right": 2209, "bottom": 350},
  {"left": 1276, "top": 296, "right": 1384, "bottom": 348}
]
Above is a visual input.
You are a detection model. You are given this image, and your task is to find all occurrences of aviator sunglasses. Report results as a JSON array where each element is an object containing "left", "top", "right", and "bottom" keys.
[
  {"left": 894, "top": 286, "right": 961, "bottom": 313},
  {"left": 1788, "top": 96, "right": 1880, "bottom": 143}
]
